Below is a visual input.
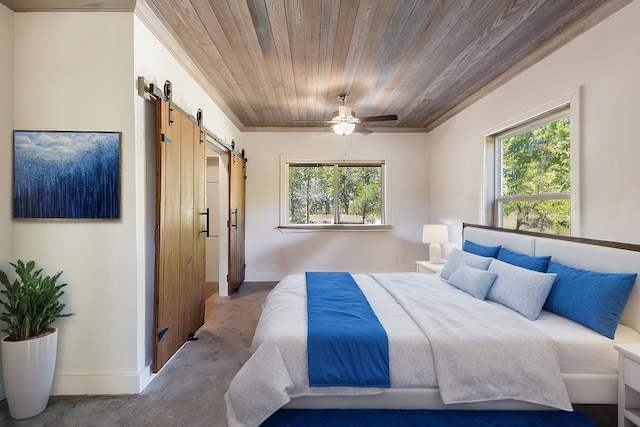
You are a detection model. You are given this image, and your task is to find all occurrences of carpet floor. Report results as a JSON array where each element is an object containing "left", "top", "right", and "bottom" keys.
[{"left": 0, "top": 281, "right": 618, "bottom": 426}]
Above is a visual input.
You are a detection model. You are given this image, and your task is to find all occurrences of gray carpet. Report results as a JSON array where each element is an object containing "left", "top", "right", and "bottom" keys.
[
  {"left": 0, "top": 281, "right": 276, "bottom": 427},
  {"left": 0, "top": 281, "right": 617, "bottom": 427}
]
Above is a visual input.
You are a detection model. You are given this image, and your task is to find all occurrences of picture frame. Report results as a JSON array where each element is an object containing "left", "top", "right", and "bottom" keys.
[{"left": 13, "top": 130, "right": 121, "bottom": 219}]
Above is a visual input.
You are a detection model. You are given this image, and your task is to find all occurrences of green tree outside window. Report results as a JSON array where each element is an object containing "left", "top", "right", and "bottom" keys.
[
  {"left": 499, "top": 116, "right": 571, "bottom": 235},
  {"left": 287, "top": 163, "right": 384, "bottom": 225}
]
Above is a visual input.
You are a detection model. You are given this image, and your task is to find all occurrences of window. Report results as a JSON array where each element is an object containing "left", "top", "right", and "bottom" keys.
[
  {"left": 493, "top": 108, "right": 571, "bottom": 235},
  {"left": 484, "top": 91, "right": 581, "bottom": 236},
  {"left": 283, "top": 161, "right": 387, "bottom": 227}
]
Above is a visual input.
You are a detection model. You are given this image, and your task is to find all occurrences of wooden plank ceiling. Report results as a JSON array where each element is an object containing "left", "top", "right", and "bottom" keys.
[{"left": 2, "top": 0, "right": 631, "bottom": 132}]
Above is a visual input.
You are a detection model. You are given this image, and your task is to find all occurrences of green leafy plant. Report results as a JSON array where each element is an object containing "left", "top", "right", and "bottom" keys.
[{"left": 0, "top": 260, "right": 73, "bottom": 341}]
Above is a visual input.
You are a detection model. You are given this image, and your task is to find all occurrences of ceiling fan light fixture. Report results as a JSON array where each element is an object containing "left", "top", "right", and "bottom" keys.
[{"left": 333, "top": 122, "right": 355, "bottom": 136}]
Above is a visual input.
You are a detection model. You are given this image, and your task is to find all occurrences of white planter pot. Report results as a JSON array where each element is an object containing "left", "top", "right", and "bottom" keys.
[{"left": 1, "top": 327, "right": 58, "bottom": 419}]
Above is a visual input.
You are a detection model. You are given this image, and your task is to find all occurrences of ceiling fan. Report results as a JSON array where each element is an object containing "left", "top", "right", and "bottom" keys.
[{"left": 315, "top": 93, "right": 398, "bottom": 136}]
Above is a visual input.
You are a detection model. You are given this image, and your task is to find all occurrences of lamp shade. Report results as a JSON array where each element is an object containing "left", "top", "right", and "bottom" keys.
[
  {"left": 422, "top": 224, "right": 449, "bottom": 243},
  {"left": 422, "top": 224, "right": 449, "bottom": 265},
  {"left": 333, "top": 122, "right": 355, "bottom": 136}
]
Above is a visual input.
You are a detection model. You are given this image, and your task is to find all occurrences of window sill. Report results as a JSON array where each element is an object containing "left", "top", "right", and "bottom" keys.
[{"left": 277, "top": 224, "right": 393, "bottom": 232}]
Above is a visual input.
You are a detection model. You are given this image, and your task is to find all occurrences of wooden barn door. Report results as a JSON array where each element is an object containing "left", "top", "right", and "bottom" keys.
[
  {"left": 228, "top": 151, "right": 246, "bottom": 295},
  {"left": 153, "top": 98, "right": 206, "bottom": 372}
]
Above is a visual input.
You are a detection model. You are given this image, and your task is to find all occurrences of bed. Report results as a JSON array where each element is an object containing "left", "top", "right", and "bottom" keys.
[{"left": 225, "top": 224, "right": 640, "bottom": 427}]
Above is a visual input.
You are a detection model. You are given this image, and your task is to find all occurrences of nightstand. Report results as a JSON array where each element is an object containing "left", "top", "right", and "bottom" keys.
[
  {"left": 415, "top": 260, "right": 446, "bottom": 274},
  {"left": 615, "top": 343, "right": 640, "bottom": 426}
]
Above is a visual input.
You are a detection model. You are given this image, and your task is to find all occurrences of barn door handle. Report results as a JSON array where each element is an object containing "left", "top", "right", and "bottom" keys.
[
  {"left": 231, "top": 209, "right": 238, "bottom": 229},
  {"left": 200, "top": 208, "right": 209, "bottom": 237}
]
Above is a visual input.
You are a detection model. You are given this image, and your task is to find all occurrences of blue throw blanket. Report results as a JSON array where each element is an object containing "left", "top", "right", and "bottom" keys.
[{"left": 306, "top": 272, "right": 390, "bottom": 387}]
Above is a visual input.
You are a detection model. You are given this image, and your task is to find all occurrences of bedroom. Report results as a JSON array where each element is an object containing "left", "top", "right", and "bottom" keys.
[{"left": 0, "top": 0, "right": 639, "bottom": 420}]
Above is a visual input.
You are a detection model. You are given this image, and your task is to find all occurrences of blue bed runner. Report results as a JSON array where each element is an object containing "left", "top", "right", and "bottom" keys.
[{"left": 306, "top": 271, "right": 390, "bottom": 388}]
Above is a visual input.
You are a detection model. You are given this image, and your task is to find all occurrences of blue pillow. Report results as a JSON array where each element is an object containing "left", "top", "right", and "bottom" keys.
[
  {"left": 487, "top": 259, "right": 556, "bottom": 320},
  {"left": 497, "top": 247, "right": 551, "bottom": 272},
  {"left": 440, "top": 248, "right": 492, "bottom": 280},
  {"left": 448, "top": 264, "right": 498, "bottom": 300},
  {"left": 545, "top": 261, "right": 637, "bottom": 339},
  {"left": 463, "top": 240, "right": 501, "bottom": 258}
]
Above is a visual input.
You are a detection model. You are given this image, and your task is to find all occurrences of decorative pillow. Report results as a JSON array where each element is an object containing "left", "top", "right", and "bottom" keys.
[
  {"left": 487, "top": 259, "right": 556, "bottom": 320},
  {"left": 545, "top": 261, "right": 637, "bottom": 339},
  {"left": 448, "top": 263, "right": 498, "bottom": 300},
  {"left": 440, "top": 248, "right": 492, "bottom": 280},
  {"left": 497, "top": 247, "right": 551, "bottom": 272},
  {"left": 462, "top": 240, "right": 501, "bottom": 258}
]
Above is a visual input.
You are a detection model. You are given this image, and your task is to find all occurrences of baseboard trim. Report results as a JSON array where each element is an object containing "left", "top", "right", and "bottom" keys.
[{"left": 50, "top": 364, "right": 155, "bottom": 395}]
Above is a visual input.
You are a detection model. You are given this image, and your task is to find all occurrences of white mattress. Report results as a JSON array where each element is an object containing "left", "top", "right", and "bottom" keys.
[{"left": 490, "top": 302, "right": 640, "bottom": 374}]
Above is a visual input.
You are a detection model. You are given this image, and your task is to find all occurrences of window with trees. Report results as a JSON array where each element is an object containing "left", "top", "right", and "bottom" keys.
[
  {"left": 493, "top": 108, "right": 571, "bottom": 235},
  {"left": 284, "top": 161, "right": 386, "bottom": 226}
]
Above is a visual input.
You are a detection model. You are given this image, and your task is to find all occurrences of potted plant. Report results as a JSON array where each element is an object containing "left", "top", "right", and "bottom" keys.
[{"left": 0, "top": 260, "right": 73, "bottom": 419}]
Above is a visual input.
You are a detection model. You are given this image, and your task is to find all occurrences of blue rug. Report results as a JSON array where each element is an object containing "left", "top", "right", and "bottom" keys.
[{"left": 260, "top": 409, "right": 597, "bottom": 426}]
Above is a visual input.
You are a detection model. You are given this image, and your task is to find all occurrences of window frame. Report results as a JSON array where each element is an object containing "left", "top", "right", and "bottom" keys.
[
  {"left": 279, "top": 158, "right": 391, "bottom": 231},
  {"left": 482, "top": 89, "right": 580, "bottom": 236}
]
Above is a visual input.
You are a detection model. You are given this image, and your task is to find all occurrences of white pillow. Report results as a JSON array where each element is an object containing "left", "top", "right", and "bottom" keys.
[
  {"left": 440, "top": 248, "right": 492, "bottom": 280},
  {"left": 448, "top": 264, "right": 498, "bottom": 300},
  {"left": 486, "top": 259, "right": 557, "bottom": 320}
]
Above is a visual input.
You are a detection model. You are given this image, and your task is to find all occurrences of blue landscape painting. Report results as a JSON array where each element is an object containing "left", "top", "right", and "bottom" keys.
[{"left": 13, "top": 131, "right": 121, "bottom": 219}]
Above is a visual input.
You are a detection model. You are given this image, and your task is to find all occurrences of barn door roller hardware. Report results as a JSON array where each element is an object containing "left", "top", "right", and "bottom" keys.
[
  {"left": 164, "top": 80, "right": 173, "bottom": 126},
  {"left": 140, "top": 75, "right": 243, "bottom": 155},
  {"left": 197, "top": 109, "right": 204, "bottom": 144}
]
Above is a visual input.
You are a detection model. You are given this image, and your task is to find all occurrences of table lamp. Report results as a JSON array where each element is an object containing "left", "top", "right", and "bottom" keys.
[{"left": 422, "top": 224, "right": 449, "bottom": 264}]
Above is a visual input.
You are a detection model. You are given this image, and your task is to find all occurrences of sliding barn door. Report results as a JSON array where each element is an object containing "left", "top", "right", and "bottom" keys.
[
  {"left": 153, "top": 98, "right": 206, "bottom": 372},
  {"left": 228, "top": 151, "right": 246, "bottom": 295}
]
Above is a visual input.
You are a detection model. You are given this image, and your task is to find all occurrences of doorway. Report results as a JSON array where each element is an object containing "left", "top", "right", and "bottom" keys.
[
  {"left": 206, "top": 143, "right": 232, "bottom": 297},
  {"left": 205, "top": 155, "right": 220, "bottom": 299},
  {"left": 205, "top": 146, "right": 246, "bottom": 297}
]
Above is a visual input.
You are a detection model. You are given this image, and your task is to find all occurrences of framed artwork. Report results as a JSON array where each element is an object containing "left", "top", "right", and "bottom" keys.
[{"left": 13, "top": 130, "right": 121, "bottom": 219}]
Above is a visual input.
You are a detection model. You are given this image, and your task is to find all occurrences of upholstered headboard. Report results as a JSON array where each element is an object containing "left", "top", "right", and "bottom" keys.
[{"left": 462, "top": 224, "right": 640, "bottom": 333}]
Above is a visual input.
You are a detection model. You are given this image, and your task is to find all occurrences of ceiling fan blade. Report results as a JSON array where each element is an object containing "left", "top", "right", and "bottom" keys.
[
  {"left": 354, "top": 123, "right": 373, "bottom": 135},
  {"left": 313, "top": 127, "right": 334, "bottom": 137},
  {"left": 357, "top": 114, "right": 398, "bottom": 123},
  {"left": 291, "top": 119, "right": 334, "bottom": 124}
]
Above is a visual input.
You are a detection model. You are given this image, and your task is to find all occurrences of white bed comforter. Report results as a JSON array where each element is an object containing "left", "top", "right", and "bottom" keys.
[
  {"left": 225, "top": 273, "right": 571, "bottom": 427},
  {"left": 371, "top": 273, "right": 571, "bottom": 408}
]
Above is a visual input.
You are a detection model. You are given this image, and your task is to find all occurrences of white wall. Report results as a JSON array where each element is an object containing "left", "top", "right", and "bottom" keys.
[
  {"left": 11, "top": 12, "right": 142, "bottom": 394},
  {"left": 242, "top": 132, "right": 430, "bottom": 281},
  {"left": 428, "top": 0, "right": 640, "bottom": 246},
  {"left": 0, "top": 3, "right": 15, "bottom": 400}
]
